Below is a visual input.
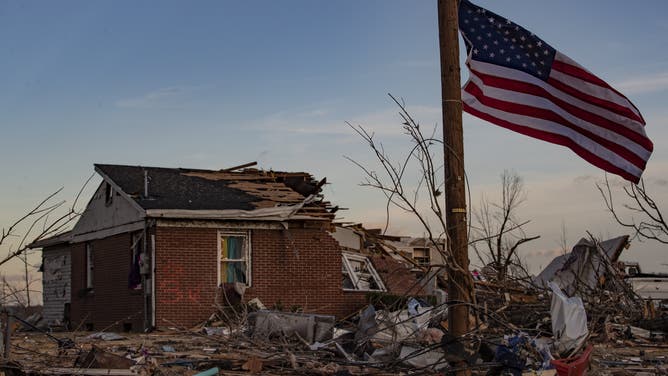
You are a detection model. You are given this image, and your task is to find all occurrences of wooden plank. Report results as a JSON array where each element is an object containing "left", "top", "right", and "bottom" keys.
[{"left": 38, "top": 368, "right": 135, "bottom": 375}]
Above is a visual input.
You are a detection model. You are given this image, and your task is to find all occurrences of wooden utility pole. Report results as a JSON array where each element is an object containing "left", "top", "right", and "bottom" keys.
[{"left": 438, "top": 0, "right": 472, "bottom": 370}]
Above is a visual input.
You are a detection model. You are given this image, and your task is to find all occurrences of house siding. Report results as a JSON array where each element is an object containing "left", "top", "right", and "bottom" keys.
[
  {"left": 154, "top": 224, "right": 368, "bottom": 328},
  {"left": 70, "top": 232, "right": 145, "bottom": 331},
  {"left": 42, "top": 246, "right": 71, "bottom": 326},
  {"left": 71, "top": 181, "right": 143, "bottom": 239}
]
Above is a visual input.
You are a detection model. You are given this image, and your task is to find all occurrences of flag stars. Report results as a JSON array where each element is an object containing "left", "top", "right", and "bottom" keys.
[{"left": 461, "top": 2, "right": 557, "bottom": 79}]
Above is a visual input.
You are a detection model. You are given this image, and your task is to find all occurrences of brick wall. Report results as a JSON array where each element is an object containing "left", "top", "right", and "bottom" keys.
[
  {"left": 154, "top": 224, "right": 369, "bottom": 328},
  {"left": 70, "top": 232, "right": 144, "bottom": 331},
  {"left": 153, "top": 227, "right": 218, "bottom": 328}
]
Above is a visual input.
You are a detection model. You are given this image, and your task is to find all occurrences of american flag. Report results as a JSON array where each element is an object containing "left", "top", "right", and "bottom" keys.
[{"left": 459, "top": 0, "right": 652, "bottom": 183}]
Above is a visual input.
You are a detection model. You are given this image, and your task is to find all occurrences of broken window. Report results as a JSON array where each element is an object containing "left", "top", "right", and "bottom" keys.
[
  {"left": 85, "top": 243, "right": 94, "bottom": 289},
  {"left": 218, "top": 232, "right": 250, "bottom": 286},
  {"left": 412, "top": 247, "right": 431, "bottom": 266},
  {"left": 342, "top": 253, "right": 385, "bottom": 292}
]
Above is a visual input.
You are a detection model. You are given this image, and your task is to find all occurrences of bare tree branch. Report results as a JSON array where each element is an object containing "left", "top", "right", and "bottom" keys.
[
  {"left": 470, "top": 170, "right": 539, "bottom": 281},
  {"left": 597, "top": 174, "right": 668, "bottom": 244},
  {"left": 345, "top": 94, "right": 475, "bottom": 305}
]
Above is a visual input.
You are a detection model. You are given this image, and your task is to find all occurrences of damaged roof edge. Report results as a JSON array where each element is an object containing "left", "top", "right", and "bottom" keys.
[
  {"left": 27, "top": 230, "right": 73, "bottom": 249},
  {"left": 145, "top": 194, "right": 323, "bottom": 221},
  {"left": 145, "top": 210, "right": 330, "bottom": 222}
]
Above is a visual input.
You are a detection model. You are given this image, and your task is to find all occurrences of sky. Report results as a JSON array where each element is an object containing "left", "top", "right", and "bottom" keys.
[{"left": 1, "top": 0, "right": 668, "bottom": 295}]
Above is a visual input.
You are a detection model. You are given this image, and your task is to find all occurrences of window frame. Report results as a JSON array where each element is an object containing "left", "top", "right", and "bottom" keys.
[
  {"left": 129, "top": 232, "right": 143, "bottom": 290},
  {"left": 104, "top": 182, "right": 114, "bottom": 206},
  {"left": 85, "top": 243, "right": 94, "bottom": 290},
  {"left": 342, "top": 252, "right": 386, "bottom": 292},
  {"left": 217, "top": 231, "right": 251, "bottom": 287},
  {"left": 412, "top": 247, "right": 431, "bottom": 266}
]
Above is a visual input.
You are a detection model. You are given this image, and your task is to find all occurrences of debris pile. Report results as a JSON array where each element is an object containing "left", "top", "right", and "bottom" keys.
[{"left": 1, "top": 234, "right": 666, "bottom": 375}]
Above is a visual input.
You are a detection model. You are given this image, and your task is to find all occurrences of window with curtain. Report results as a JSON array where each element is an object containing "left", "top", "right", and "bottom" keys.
[{"left": 219, "top": 233, "right": 249, "bottom": 285}]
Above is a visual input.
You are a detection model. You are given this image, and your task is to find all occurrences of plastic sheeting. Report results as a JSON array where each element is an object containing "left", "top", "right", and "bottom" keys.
[{"left": 549, "top": 282, "right": 588, "bottom": 353}]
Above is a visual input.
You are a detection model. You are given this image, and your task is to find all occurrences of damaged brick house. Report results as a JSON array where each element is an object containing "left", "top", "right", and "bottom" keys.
[{"left": 32, "top": 163, "right": 388, "bottom": 332}]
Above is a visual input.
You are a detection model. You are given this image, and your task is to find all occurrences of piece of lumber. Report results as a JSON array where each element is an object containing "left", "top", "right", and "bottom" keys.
[{"left": 38, "top": 368, "right": 135, "bottom": 375}]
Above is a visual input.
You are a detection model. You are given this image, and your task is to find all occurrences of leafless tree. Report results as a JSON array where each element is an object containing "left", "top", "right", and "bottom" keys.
[
  {"left": 470, "top": 170, "right": 540, "bottom": 282},
  {"left": 345, "top": 94, "right": 475, "bottom": 306},
  {"left": 598, "top": 175, "right": 668, "bottom": 244},
  {"left": 0, "top": 176, "right": 91, "bottom": 308}
]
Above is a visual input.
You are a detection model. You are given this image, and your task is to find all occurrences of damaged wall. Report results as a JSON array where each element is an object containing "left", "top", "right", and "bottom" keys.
[
  {"left": 154, "top": 224, "right": 368, "bottom": 328},
  {"left": 42, "top": 246, "right": 71, "bottom": 325}
]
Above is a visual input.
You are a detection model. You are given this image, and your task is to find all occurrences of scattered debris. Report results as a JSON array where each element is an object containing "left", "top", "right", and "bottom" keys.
[{"left": 2, "top": 233, "right": 664, "bottom": 375}]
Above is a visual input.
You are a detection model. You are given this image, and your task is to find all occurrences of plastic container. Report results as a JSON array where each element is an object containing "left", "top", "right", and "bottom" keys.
[{"left": 550, "top": 345, "right": 594, "bottom": 376}]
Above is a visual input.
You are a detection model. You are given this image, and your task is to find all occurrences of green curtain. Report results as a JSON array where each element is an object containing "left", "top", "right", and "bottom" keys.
[{"left": 222, "top": 236, "right": 246, "bottom": 283}]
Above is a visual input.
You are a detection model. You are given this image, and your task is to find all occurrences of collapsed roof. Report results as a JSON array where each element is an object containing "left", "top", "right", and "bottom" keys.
[
  {"left": 533, "top": 235, "right": 629, "bottom": 294},
  {"left": 95, "top": 163, "right": 336, "bottom": 221}
]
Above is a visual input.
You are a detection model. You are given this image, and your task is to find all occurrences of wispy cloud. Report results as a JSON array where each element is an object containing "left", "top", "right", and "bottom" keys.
[
  {"left": 246, "top": 104, "right": 441, "bottom": 138},
  {"left": 615, "top": 72, "right": 668, "bottom": 95},
  {"left": 116, "top": 85, "right": 210, "bottom": 109}
]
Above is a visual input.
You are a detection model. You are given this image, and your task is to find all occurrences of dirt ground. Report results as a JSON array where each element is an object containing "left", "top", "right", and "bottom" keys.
[{"left": 2, "top": 330, "right": 667, "bottom": 375}]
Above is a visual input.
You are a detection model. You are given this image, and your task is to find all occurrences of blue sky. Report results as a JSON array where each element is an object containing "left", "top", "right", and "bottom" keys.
[{"left": 2, "top": 0, "right": 668, "bottom": 283}]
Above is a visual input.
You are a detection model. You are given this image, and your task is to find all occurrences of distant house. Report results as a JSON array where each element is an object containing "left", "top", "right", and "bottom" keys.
[{"left": 32, "top": 163, "right": 376, "bottom": 331}]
